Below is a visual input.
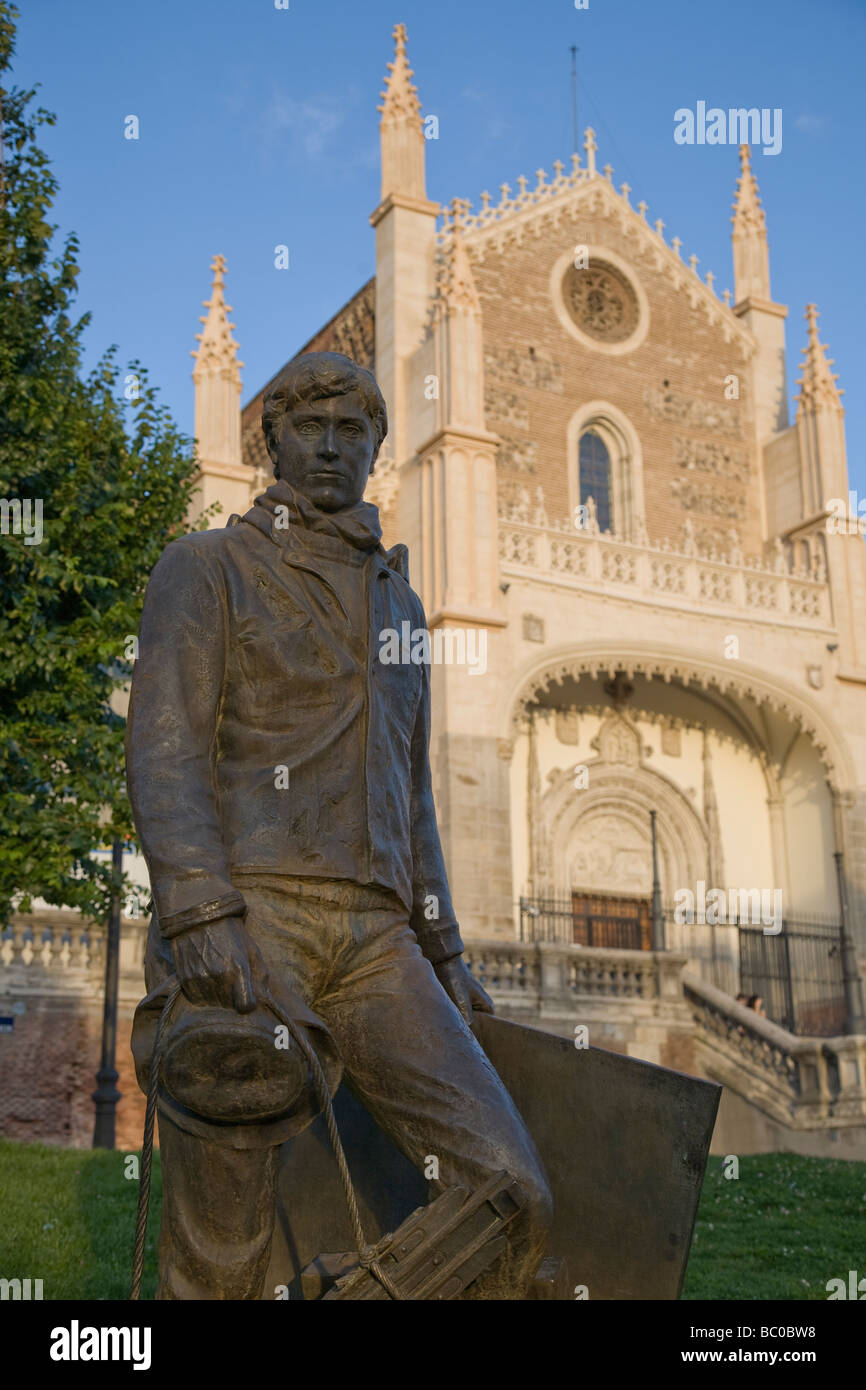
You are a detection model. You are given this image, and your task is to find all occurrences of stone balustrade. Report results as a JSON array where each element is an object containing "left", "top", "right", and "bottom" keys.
[
  {"left": 5, "top": 917, "right": 863, "bottom": 1139},
  {"left": 0, "top": 911, "right": 146, "bottom": 998},
  {"left": 683, "top": 972, "right": 866, "bottom": 1129},
  {"left": 464, "top": 937, "right": 690, "bottom": 1025},
  {"left": 497, "top": 518, "right": 832, "bottom": 630}
]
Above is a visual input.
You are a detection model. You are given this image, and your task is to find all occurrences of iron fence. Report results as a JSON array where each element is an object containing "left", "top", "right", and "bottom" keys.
[
  {"left": 735, "top": 917, "right": 846, "bottom": 1036},
  {"left": 519, "top": 895, "right": 646, "bottom": 950},
  {"left": 519, "top": 896, "right": 849, "bottom": 1037}
]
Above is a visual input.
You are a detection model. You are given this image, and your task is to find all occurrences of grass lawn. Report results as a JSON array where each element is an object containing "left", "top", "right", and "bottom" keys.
[
  {"left": 0, "top": 1139, "right": 162, "bottom": 1300},
  {"left": 681, "top": 1152, "right": 866, "bottom": 1300},
  {"left": 1, "top": 1140, "right": 863, "bottom": 1300}
]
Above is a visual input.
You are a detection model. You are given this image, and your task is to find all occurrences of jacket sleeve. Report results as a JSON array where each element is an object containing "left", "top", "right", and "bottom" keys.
[
  {"left": 407, "top": 633, "right": 465, "bottom": 966},
  {"left": 125, "top": 539, "right": 246, "bottom": 939}
]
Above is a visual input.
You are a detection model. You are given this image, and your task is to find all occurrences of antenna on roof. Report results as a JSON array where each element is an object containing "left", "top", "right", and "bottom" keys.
[{"left": 570, "top": 46, "right": 579, "bottom": 156}]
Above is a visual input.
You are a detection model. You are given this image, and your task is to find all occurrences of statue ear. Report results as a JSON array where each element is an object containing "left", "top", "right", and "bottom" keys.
[{"left": 264, "top": 431, "right": 280, "bottom": 468}]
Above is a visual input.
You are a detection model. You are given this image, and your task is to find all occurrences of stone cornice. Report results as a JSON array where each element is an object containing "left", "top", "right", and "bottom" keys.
[
  {"left": 734, "top": 295, "right": 788, "bottom": 320},
  {"left": 196, "top": 459, "right": 254, "bottom": 483},
  {"left": 370, "top": 191, "right": 440, "bottom": 228},
  {"left": 428, "top": 605, "right": 507, "bottom": 631},
  {"left": 415, "top": 424, "right": 500, "bottom": 456}
]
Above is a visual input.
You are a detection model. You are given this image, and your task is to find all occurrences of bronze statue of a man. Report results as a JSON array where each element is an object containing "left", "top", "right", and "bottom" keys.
[{"left": 127, "top": 351, "right": 552, "bottom": 1299}]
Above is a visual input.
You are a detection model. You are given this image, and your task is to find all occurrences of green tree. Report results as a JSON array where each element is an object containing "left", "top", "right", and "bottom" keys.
[{"left": 0, "top": 2, "right": 204, "bottom": 926}]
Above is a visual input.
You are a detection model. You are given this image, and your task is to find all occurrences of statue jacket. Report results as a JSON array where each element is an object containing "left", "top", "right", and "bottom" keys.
[{"left": 125, "top": 483, "right": 464, "bottom": 967}]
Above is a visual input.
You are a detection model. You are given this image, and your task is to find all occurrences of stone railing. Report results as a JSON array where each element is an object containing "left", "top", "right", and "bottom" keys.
[
  {"left": 463, "top": 941, "right": 866, "bottom": 1131},
  {"left": 497, "top": 519, "right": 833, "bottom": 629},
  {"left": 0, "top": 912, "right": 146, "bottom": 997},
  {"left": 684, "top": 972, "right": 866, "bottom": 1128},
  {"left": 464, "top": 938, "right": 690, "bottom": 1023}
]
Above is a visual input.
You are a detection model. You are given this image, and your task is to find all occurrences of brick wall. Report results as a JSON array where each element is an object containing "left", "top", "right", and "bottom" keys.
[
  {"left": 471, "top": 206, "right": 761, "bottom": 556},
  {"left": 0, "top": 996, "right": 145, "bottom": 1151}
]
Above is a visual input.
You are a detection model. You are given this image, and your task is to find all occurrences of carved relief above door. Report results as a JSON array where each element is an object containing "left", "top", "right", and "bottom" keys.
[{"left": 568, "top": 809, "right": 652, "bottom": 896}]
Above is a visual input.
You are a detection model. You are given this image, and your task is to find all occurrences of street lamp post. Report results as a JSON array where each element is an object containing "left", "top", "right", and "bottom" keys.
[
  {"left": 92, "top": 837, "right": 123, "bottom": 1148},
  {"left": 650, "top": 810, "right": 664, "bottom": 951}
]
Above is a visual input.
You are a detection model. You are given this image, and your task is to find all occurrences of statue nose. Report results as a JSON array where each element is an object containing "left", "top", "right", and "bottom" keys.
[{"left": 319, "top": 427, "right": 339, "bottom": 460}]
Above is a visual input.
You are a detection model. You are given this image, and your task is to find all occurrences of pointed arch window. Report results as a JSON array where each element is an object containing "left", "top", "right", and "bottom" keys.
[{"left": 578, "top": 430, "right": 612, "bottom": 533}]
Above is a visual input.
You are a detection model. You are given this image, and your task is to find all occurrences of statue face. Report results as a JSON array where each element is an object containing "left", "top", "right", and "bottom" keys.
[{"left": 272, "top": 391, "right": 376, "bottom": 512}]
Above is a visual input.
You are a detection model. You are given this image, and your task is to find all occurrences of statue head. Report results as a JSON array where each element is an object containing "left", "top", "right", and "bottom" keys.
[{"left": 261, "top": 351, "right": 388, "bottom": 513}]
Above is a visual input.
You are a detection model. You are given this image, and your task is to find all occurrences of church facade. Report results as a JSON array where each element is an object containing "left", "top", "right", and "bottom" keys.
[{"left": 190, "top": 24, "right": 866, "bottom": 972}]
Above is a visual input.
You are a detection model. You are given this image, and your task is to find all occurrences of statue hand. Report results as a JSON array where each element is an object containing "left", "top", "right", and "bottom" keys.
[
  {"left": 433, "top": 956, "right": 494, "bottom": 1026},
  {"left": 171, "top": 916, "right": 261, "bottom": 1014}
]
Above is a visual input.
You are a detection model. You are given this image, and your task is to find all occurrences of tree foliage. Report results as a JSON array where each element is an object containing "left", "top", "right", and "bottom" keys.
[{"left": 0, "top": 3, "right": 204, "bottom": 923}]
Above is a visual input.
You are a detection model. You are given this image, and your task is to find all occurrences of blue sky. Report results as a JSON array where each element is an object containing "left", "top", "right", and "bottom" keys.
[{"left": 14, "top": 0, "right": 866, "bottom": 496}]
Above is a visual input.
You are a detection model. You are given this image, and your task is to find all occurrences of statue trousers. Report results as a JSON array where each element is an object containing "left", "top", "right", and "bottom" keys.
[{"left": 147, "top": 874, "right": 553, "bottom": 1299}]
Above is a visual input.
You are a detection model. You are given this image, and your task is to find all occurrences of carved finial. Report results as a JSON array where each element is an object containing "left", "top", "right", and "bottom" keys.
[
  {"left": 192, "top": 254, "right": 243, "bottom": 379},
  {"left": 378, "top": 24, "right": 427, "bottom": 200},
  {"left": 654, "top": 219, "right": 665, "bottom": 240},
  {"left": 437, "top": 217, "right": 481, "bottom": 315},
  {"left": 192, "top": 254, "right": 243, "bottom": 469},
  {"left": 637, "top": 199, "right": 648, "bottom": 220},
  {"left": 680, "top": 518, "right": 697, "bottom": 556},
  {"left": 583, "top": 127, "right": 596, "bottom": 175},
  {"left": 517, "top": 173, "right": 528, "bottom": 198},
  {"left": 499, "top": 182, "right": 512, "bottom": 205},
  {"left": 796, "top": 303, "right": 844, "bottom": 416},
  {"left": 379, "top": 22, "right": 422, "bottom": 126},
  {"left": 553, "top": 158, "right": 564, "bottom": 180},
  {"left": 603, "top": 163, "right": 613, "bottom": 182},
  {"left": 620, "top": 182, "right": 631, "bottom": 204},
  {"left": 705, "top": 270, "right": 715, "bottom": 292},
  {"left": 731, "top": 143, "right": 766, "bottom": 234},
  {"left": 689, "top": 253, "right": 699, "bottom": 274},
  {"left": 672, "top": 236, "right": 681, "bottom": 258},
  {"left": 535, "top": 167, "right": 547, "bottom": 190},
  {"left": 533, "top": 485, "right": 548, "bottom": 528},
  {"left": 731, "top": 142, "right": 770, "bottom": 300},
  {"left": 722, "top": 288, "right": 732, "bottom": 307}
]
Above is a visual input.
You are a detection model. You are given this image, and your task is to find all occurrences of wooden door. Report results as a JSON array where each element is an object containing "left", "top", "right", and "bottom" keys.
[{"left": 571, "top": 892, "right": 652, "bottom": 951}]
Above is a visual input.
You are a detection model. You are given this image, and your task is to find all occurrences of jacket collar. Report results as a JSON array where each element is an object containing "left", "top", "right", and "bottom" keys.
[{"left": 237, "top": 479, "right": 410, "bottom": 582}]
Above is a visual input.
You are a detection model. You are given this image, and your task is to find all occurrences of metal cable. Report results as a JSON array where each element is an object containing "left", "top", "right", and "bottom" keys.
[{"left": 130, "top": 982, "right": 181, "bottom": 1300}]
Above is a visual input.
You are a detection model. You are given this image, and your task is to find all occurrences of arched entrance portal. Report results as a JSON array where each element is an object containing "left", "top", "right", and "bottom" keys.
[{"left": 508, "top": 653, "right": 844, "bottom": 981}]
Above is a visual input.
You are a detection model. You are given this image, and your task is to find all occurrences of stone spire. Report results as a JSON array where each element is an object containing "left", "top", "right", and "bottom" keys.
[
  {"left": 378, "top": 22, "right": 426, "bottom": 201},
  {"left": 731, "top": 144, "right": 770, "bottom": 302},
  {"left": 437, "top": 202, "right": 481, "bottom": 316},
  {"left": 192, "top": 253, "right": 243, "bottom": 391},
  {"left": 433, "top": 205, "right": 484, "bottom": 431},
  {"left": 192, "top": 253, "right": 243, "bottom": 473},
  {"left": 190, "top": 255, "right": 248, "bottom": 526},
  {"left": 796, "top": 304, "right": 844, "bottom": 417},
  {"left": 795, "top": 303, "right": 848, "bottom": 517},
  {"left": 414, "top": 209, "right": 502, "bottom": 628}
]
